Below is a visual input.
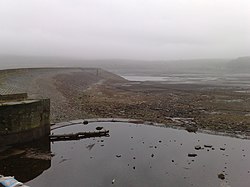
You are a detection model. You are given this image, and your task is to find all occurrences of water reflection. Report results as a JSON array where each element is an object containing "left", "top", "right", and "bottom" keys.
[
  {"left": 1, "top": 122, "right": 250, "bottom": 187},
  {"left": 0, "top": 138, "right": 51, "bottom": 183},
  {"left": 27, "top": 122, "right": 250, "bottom": 187}
]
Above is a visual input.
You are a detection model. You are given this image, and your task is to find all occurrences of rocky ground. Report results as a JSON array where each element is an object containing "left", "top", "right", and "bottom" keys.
[
  {"left": 0, "top": 68, "right": 126, "bottom": 122},
  {"left": 78, "top": 80, "right": 250, "bottom": 136},
  {"left": 1, "top": 67, "right": 250, "bottom": 136}
]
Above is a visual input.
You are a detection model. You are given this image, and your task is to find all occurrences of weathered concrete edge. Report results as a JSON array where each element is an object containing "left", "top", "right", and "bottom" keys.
[
  {"left": 0, "top": 124, "right": 50, "bottom": 146},
  {"left": 0, "top": 98, "right": 50, "bottom": 146},
  {"left": 51, "top": 118, "right": 250, "bottom": 140}
]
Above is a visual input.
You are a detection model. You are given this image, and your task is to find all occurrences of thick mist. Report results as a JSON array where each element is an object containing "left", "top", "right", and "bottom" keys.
[{"left": 0, "top": 0, "right": 249, "bottom": 60}]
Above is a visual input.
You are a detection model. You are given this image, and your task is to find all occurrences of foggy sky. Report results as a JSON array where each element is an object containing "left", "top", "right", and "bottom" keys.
[{"left": 0, "top": 0, "right": 249, "bottom": 60}]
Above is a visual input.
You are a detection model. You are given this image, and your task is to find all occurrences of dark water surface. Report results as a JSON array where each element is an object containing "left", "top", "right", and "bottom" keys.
[{"left": 2, "top": 122, "right": 250, "bottom": 187}]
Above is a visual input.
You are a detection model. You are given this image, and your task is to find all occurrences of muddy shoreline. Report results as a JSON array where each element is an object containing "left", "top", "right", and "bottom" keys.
[
  {"left": 51, "top": 118, "right": 250, "bottom": 140},
  {"left": 76, "top": 79, "right": 250, "bottom": 137}
]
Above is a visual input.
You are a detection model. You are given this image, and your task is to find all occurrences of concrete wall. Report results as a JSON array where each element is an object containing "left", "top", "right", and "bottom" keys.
[
  {"left": 0, "top": 93, "right": 28, "bottom": 102},
  {"left": 0, "top": 99, "right": 50, "bottom": 146}
]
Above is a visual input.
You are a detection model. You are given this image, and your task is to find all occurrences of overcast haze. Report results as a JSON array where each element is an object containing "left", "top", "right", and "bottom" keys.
[{"left": 0, "top": 0, "right": 249, "bottom": 60}]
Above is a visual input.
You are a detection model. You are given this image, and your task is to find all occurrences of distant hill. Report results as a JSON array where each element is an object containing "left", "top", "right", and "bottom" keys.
[
  {"left": 0, "top": 55, "right": 231, "bottom": 75},
  {"left": 1, "top": 54, "right": 250, "bottom": 75},
  {"left": 0, "top": 55, "right": 83, "bottom": 69},
  {"left": 226, "top": 56, "right": 250, "bottom": 73}
]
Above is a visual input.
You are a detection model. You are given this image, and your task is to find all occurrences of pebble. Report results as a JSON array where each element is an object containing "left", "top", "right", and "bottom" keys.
[
  {"left": 195, "top": 145, "right": 201, "bottom": 150},
  {"left": 188, "top": 153, "right": 197, "bottom": 157},
  {"left": 204, "top": 145, "right": 213, "bottom": 148},
  {"left": 218, "top": 173, "right": 225, "bottom": 180}
]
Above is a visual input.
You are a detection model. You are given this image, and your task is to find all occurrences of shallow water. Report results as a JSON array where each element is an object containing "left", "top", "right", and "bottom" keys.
[
  {"left": 1, "top": 122, "right": 250, "bottom": 187},
  {"left": 122, "top": 74, "right": 219, "bottom": 83},
  {"left": 121, "top": 74, "right": 250, "bottom": 88}
]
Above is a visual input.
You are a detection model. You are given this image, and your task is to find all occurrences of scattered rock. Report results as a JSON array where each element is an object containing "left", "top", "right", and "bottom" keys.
[
  {"left": 220, "top": 148, "right": 226, "bottom": 151},
  {"left": 96, "top": 126, "right": 103, "bottom": 131},
  {"left": 83, "top": 120, "right": 88, "bottom": 125},
  {"left": 188, "top": 153, "right": 197, "bottom": 157},
  {"left": 204, "top": 145, "right": 213, "bottom": 148},
  {"left": 218, "top": 173, "right": 225, "bottom": 180},
  {"left": 116, "top": 154, "right": 121, "bottom": 158},
  {"left": 194, "top": 145, "right": 201, "bottom": 150},
  {"left": 151, "top": 154, "right": 154, "bottom": 158},
  {"left": 185, "top": 126, "right": 198, "bottom": 133}
]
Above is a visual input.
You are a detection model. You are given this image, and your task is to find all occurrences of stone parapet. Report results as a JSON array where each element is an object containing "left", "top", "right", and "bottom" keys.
[
  {"left": 0, "top": 93, "right": 28, "bottom": 102},
  {"left": 0, "top": 97, "right": 50, "bottom": 146}
]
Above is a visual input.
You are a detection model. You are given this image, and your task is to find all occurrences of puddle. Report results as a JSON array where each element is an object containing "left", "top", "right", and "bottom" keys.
[
  {"left": 0, "top": 138, "right": 51, "bottom": 183},
  {"left": 1, "top": 122, "right": 250, "bottom": 187}
]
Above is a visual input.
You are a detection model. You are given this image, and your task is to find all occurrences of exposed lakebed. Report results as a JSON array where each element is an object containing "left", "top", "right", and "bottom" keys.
[{"left": 1, "top": 122, "right": 250, "bottom": 187}]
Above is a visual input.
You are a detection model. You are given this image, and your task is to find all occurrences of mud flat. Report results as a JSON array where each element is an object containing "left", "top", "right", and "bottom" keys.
[
  {"left": 1, "top": 67, "right": 250, "bottom": 135},
  {"left": 80, "top": 79, "right": 250, "bottom": 136}
]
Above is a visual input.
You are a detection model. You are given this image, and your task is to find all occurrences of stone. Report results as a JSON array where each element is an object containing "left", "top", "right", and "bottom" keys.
[
  {"left": 194, "top": 145, "right": 201, "bottom": 150},
  {"left": 204, "top": 145, "right": 213, "bottom": 148},
  {"left": 83, "top": 120, "right": 89, "bottom": 125},
  {"left": 188, "top": 153, "right": 197, "bottom": 157},
  {"left": 218, "top": 173, "right": 225, "bottom": 180}
]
